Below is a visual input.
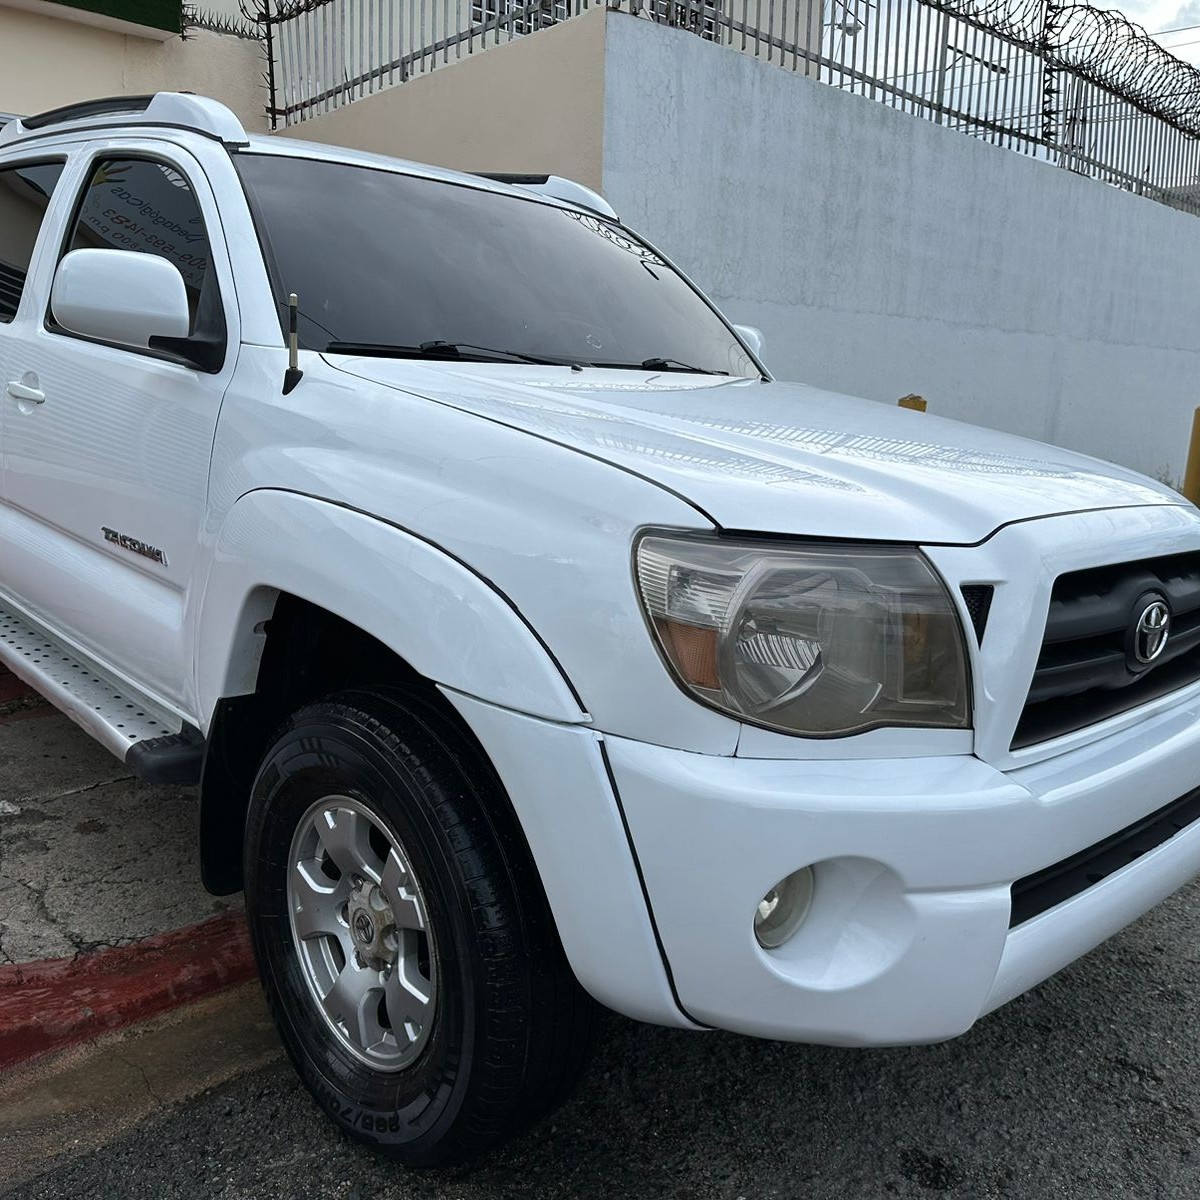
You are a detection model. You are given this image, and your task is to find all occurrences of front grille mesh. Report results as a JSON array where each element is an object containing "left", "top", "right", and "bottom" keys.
[
  {"left": 960, "top": 584, "right": 994, "bottom": 644},
  {"left": 1012, "top": 551, "right": 1200, "bottom": 749}
]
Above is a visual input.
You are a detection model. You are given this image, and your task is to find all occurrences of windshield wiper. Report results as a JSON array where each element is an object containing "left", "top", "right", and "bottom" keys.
[
  {"left": 592, "top": 357, "right": 728, "bottom": 375},
  {"left": 324, "top": 340, "right": 575, "bottom": 367}
]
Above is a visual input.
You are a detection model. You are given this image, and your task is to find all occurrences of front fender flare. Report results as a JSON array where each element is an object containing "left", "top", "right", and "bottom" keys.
[{"left": 194, "top": 489, "right": 587, "bottom": 726}]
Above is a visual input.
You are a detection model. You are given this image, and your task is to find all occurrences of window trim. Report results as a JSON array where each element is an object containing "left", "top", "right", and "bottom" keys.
[
  {"left": 0, "top": 156, "right": 69, "bottom": 326},
  {"left": 42, "top": 150, "right": 229, "bottom": 374}
]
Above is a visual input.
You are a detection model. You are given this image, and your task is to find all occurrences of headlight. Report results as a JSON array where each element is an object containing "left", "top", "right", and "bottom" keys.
[{"left": 635, "top": 533, "right": 970, "bottom": 737}]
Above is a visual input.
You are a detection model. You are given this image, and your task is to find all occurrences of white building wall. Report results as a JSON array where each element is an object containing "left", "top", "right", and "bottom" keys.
[{"left": 601, "top": 12, "right": 1200, "bottom": 485}]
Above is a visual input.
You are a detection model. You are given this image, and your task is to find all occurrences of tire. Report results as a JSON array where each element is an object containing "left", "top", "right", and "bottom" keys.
[{"left": 243, "top": 685, "right": 596, "bottom": 1166}]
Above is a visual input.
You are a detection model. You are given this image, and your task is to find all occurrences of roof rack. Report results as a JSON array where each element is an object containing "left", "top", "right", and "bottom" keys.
[
  {"left": 0, "top": 93, "right": 249, "bottom": 149},
  {"left": 474, "top": 173, "right": 619, "bottom": 222}
]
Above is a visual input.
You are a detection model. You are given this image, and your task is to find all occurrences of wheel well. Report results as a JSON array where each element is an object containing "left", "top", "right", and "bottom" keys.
[
  {"left": 257, "top": 592, "right": 424, "bottom": 709},
  {"left": 200, "top": 593, "right": 436, "bottom": 894}
]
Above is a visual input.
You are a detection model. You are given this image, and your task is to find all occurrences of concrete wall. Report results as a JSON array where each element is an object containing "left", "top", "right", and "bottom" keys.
[
  {"left": 276, "top": 6, "right": 608, "bottom": 190},
  {"left": 0, "top": 5, "right": 267, "bottom": 131},
  {"left": 601, "top": 14, "right": 1200, "bottom": 485}
]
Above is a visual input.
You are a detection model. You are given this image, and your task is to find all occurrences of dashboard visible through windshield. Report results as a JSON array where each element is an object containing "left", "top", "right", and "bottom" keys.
[{"left": 235, "top": 153, "right": 760, "bottom": 378}]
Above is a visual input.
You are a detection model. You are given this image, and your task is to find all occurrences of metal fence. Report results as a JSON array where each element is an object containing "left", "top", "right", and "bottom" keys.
[{"left": 192, "top": 0, "right": 1200, "bottom": 215}]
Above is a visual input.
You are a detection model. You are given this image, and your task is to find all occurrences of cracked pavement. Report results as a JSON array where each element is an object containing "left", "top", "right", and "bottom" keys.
[{"left": 0, "top": 713, "right": 240, "bottom": 965}]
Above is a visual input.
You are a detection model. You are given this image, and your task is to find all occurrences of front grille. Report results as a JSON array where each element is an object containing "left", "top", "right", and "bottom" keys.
[
  {"left": 1012, "top": 552, "right": 1200, "bottom": 749},
  {"left": 1010, "top": 784, "right": 1200, "bottom": 926}
]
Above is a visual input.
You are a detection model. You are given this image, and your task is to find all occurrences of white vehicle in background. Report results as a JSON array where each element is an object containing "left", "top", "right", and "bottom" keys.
[{"left": 1, "top": 93, "right": 1199, "bottom": 1165}]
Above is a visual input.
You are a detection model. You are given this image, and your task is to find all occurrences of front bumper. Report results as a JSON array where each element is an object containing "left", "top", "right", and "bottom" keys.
[{"left": 607, "top": 686, "right": 1200, "bottom": 1045}]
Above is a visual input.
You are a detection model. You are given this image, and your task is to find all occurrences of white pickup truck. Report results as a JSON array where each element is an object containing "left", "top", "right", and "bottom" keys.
[{"left": 2, "top": 92, "right": 1199, "bottom": 1165}]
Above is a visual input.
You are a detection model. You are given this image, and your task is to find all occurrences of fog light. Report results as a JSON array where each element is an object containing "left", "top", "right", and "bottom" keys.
[{"left": 754, "top": 867, "right": 815, "bottom": 949}]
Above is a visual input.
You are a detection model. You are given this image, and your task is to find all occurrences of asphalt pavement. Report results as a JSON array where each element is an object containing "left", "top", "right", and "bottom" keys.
[
  {"left": 0, "top": 712, "right": 238, "bottom": 963},
  {"left": 3, "top": 709, "right": 1200, "bottom": 1198},
  {"left": 7, "top": 874, "right": 1200, "bottom": 1199}
]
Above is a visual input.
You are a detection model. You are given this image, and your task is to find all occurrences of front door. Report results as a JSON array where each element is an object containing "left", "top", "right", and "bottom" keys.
[{"left": 0, "top": 145, "right": 237, "bottom": 716}]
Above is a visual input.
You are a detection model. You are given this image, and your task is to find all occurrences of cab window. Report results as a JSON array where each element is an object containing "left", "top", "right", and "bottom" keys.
[
  {"left": 0, "top": 161, "right": 66, "bottom": 322},
  {"left": 61, "top": 157, "right": 224, "bottom": 344}
]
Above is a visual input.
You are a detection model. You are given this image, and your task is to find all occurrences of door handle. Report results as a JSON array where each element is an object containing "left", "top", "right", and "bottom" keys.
[{"left": 6, "top": 380, "right": 45, "bottom": 405}]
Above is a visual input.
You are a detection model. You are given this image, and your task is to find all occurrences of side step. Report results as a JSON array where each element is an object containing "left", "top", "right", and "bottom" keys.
[{"left": 0, "top": 602, "right": 204, "bottom": 785}]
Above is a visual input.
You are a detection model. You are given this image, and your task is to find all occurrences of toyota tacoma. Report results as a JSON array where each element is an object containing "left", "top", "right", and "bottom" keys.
[{"left": 1, "top": 93, "right": 1199, "bottom": 1165}]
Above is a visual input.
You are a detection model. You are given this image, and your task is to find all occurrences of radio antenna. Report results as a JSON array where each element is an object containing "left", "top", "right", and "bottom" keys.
[{"left": 283, "top": 293, "right": 303, "bottom": 395}]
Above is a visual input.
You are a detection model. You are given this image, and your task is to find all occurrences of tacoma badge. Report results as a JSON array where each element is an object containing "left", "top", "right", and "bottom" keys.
[{"left": 100, "top": 526, "right": 168, "bottom": 566}]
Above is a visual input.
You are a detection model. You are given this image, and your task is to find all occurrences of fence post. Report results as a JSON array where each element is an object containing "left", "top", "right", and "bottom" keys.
[{"left": 262, "top": 0, "right": 278, "bottom": 130}]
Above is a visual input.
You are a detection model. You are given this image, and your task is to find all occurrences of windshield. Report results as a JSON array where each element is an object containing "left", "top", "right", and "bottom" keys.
[{"left": 235, "top": 154, "right": 759, "bottom": 377}]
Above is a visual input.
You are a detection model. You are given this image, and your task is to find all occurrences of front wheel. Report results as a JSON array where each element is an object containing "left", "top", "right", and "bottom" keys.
[{"left": 244, "top": 686, "right": 595, "bottom": 1166}]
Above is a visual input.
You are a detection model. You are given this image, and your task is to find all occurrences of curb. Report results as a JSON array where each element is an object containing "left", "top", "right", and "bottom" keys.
[{"left": 0, "top": 912, "right": 257, "bottom": 1071}]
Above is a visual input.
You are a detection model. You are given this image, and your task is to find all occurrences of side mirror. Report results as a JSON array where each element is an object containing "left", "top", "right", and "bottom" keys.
[
  {"left": 51, "top": 249, "right": 190, "bottom": 349},
  {"left": 733, "top": 324, "right": 765, "bottom": 360}
]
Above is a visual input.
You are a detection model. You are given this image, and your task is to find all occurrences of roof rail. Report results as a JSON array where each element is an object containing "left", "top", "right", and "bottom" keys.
[
  {"left": 475, "top": 173, "right": 619, "bottom": 222},
  {"left": 0, "top": 93, "right": 249, "bottom": 149},
  {"left": 21, "top": 95, "right": 156, "bottom": 131}
]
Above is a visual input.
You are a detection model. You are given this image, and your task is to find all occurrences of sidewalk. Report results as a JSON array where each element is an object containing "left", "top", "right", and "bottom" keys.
[{"left": 0, "top": 669, "right": 252, "bottom": 1068}]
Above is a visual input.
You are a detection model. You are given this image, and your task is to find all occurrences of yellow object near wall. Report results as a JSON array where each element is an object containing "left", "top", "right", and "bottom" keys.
[{"left": 1182, "top": 408, "right": 1200, "bottom": 506}]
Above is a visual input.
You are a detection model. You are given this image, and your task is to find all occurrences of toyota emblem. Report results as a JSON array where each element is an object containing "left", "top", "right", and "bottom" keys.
[{"left": 1133, "top": 597, "right": 1170, "bottom": 666}]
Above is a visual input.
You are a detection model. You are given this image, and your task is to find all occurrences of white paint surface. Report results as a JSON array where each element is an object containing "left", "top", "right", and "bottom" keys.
[{"left": 601, "top": 13, "right": 1200, "bottom": 485}]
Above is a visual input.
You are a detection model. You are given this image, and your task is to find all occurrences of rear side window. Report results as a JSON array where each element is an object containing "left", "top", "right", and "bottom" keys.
[
  {"left": 0, "top": 161, "right": 66, "bottom": 322},
  {"left": 64, "top": 157, "right": 220, "bottom": 340}
]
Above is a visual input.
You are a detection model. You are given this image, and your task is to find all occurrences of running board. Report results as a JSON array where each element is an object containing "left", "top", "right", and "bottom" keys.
[
  {"left": 126, "top": 728, "right": 205, "bottom": 785},
  {"left": 0, "top": 602, "right": 203, "bottom": 784}
]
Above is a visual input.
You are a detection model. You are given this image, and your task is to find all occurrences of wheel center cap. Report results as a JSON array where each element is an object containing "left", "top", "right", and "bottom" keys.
[
  {"left": 352, "top": 910, "right": 375, "bottom": 945},
  {"left": 347, "top": 878, "right": 396, "bottom": 969}
]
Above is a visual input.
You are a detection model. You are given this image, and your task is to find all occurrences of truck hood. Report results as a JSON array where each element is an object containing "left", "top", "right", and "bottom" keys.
[{"left": 327, "top": 358, "right": 1183, "bottom": 544}]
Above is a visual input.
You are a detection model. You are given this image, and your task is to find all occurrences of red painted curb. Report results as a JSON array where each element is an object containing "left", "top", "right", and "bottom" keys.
[{"left": 0, "top": 912, "right": 257, "bottom": 1071}]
